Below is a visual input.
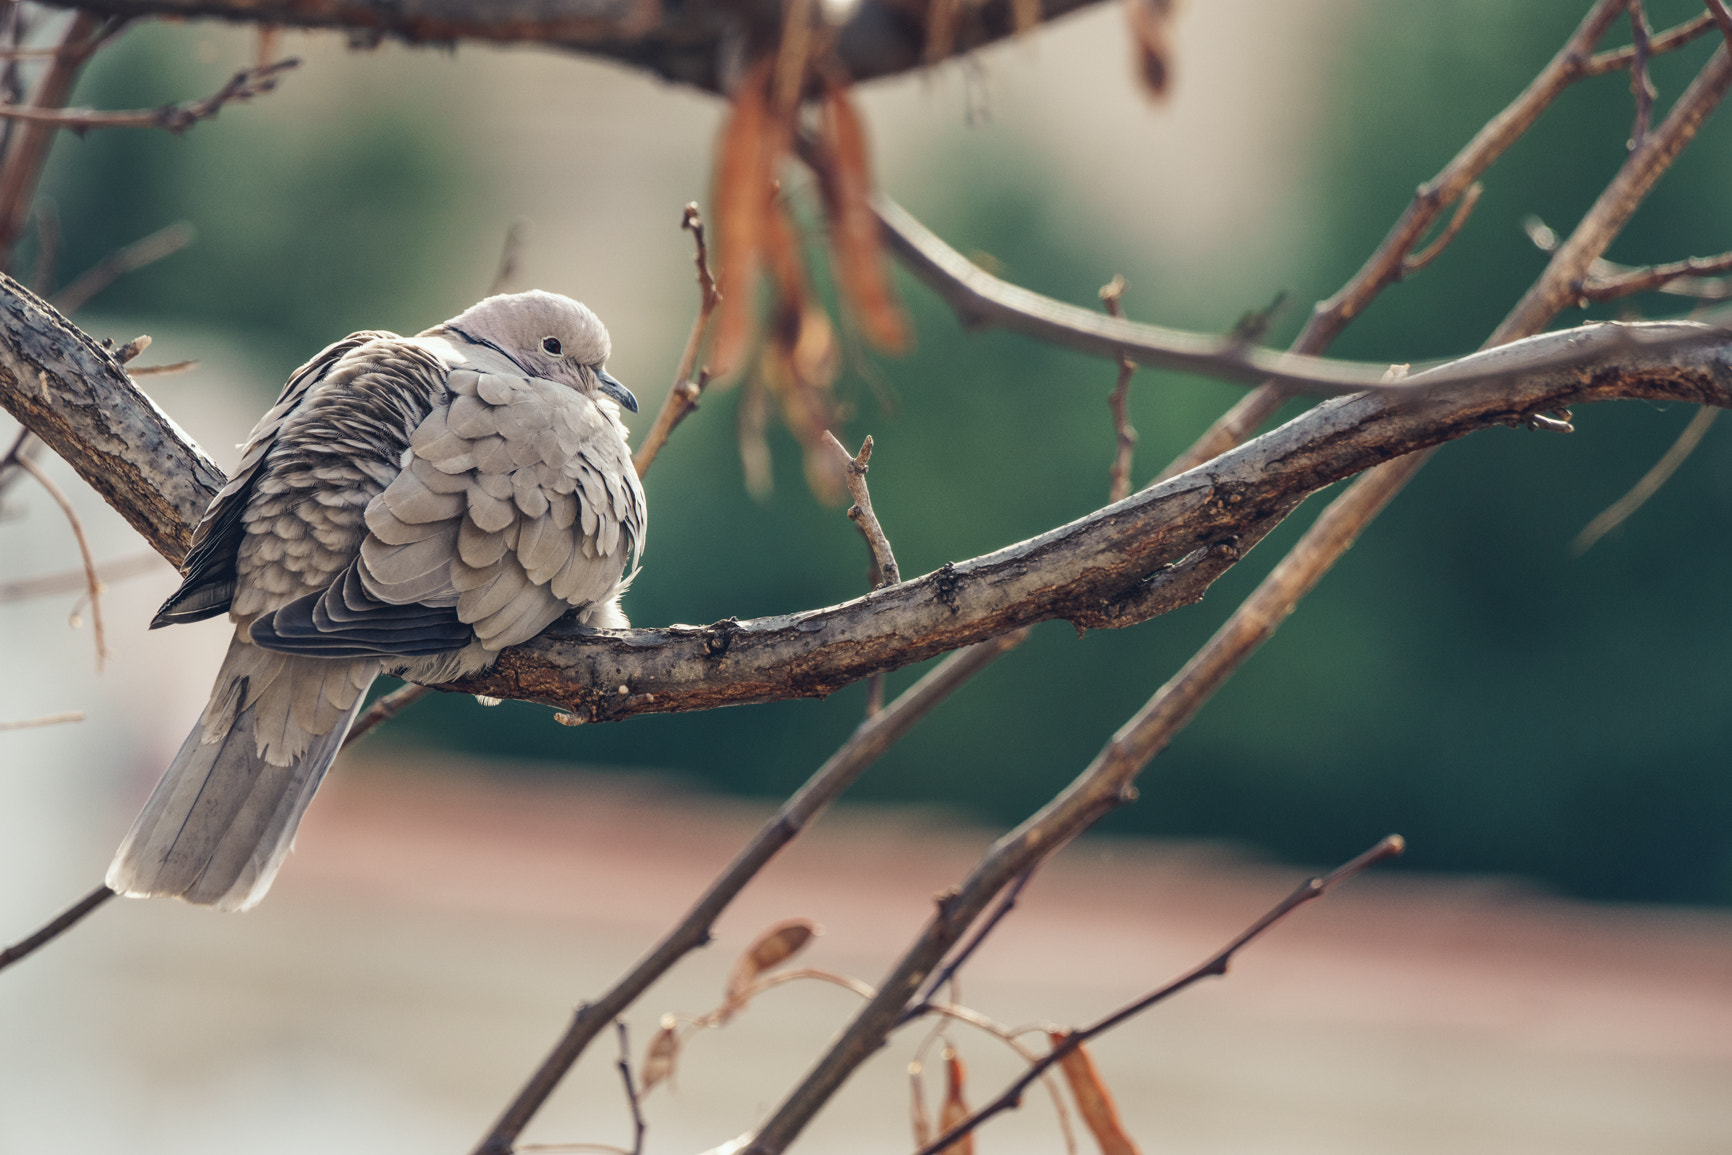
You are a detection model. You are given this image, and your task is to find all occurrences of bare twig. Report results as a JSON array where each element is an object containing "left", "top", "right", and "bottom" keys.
[
  {"left": 488, "top": 218, "right": 529, "bottom": 296},
  {"left": 1574, "top": 405, "right": 1719, "bottom": 553},
  {"left": 0, "top": 59, "right": 298, "bottom": 134},
  {"left": 910, "top": 837, "right": 1406, "bottom": 1155},
  {"left": 1099, "top": 277, "right": 1136, "bottom": 503},
  {"left": 614, "top": 1020, "right": 646, "bottom": 1155},
  {"left": 15, "top": 452, "right": 105, "bottom": 669},
  {"left": 823, "top": 430, "right": 900, "bottom": 714},
  {"left": 633, "top": 204, "right": 721, "bottom": 477},
  {"left": 901, "top": 865, "right": 1037, "bottom": 1025},
  {"left": 0, "top": 554, "right": 163, "bottom": 606},
  {"left": 1581, "top": 249, "right": 1732, "bottom": 300},
  {"left": 0, "top": 709, "right": 84, "bottom": 730},
  {"left": 1401, "top": 181, "right": 1482, "bottom": 275},
  {"left": 0, "top": 12, "right": 110, "bottom": 260},
  {"left": 50, "top": 221, "right": 194, "bottom": 314},
  {"left": 1582, "top": 11, "right": 1715, "bottom": 75},
  {"left": 1706, "top": 0, "right": 1732, "bottom": 50},
  {"left": 470, "top": 631, "right": 1027, "bottom": 1155},
  {"left": 342, "top": 682, "right": 432, "bottom": 749},
  {"left": 1157, "top": 0, "right": 1631, "bottom": 480},
  {"left": 824, "top": 432, "right": 899, "bottom": 588},
  {"left": 0, "top": 884, "right": 114, "bottom": 973},
  {"left": 127, "top": 358, "right": 199, "bottom": 377},
  {"left": 1627, "top": 1, "right": 1656, "bottom": 149}
]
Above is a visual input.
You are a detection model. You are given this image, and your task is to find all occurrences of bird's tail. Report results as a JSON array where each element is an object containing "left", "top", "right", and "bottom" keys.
[{"left": 107, "top": 638, "right": 379, "bottom": 911}]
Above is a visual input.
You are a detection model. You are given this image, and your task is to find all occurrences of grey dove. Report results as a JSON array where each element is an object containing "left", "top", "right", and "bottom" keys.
[{"left": 108, "top": 291, "right": 646, "bottom": 911}]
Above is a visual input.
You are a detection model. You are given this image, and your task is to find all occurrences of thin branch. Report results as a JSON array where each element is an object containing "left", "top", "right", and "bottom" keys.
[
  {"left": 0, "top": 884, "right": 114, "bottom": 972},
  {"left": 633, "top": 204, "right": 719, "bottom": 478},
  {"left": 901, "top": 865, "right": 1037, "bottom": 1025},
  {"left": 1582, "top": 11, "right": 1715, "bottom": 75},
  {"left": 1706, "top": 0, "right": 1732, "bottom": 51},
  {"left": 0, "top": 59, "right": 297, "bottom": 134},
  {"left": 1627, "top": 1, "right": 1656, "bottom": 150},
  {"left": 127, "top": 358, "right": 199, "bottom": 376},
  {"left": 0, "top": 12, "right": 110, "bottom": 260},
  {"left": 1573, "top": 405, "right": 1719, "bottom": 552},
  {"left": 824, "top": 431, "right": 899, "bottom": 588},
  {"left": 50, "top": 220, "right": 194, "bottom": 314},
  {"left": 15, "top": 451, "right": 106, "bottom": 669},
  {"left": 470, "top": 631, "right": 1027, "bottom": 1155},
  {"left": 1099, "top": 276, "right": 1136, "bottom": 503},
  {"left": 0, "top": 709, "right": 84, "bottom": 730},
  {"left": 1580, "top": 249, "right": 1732, "bottom": 300},
  {"left": 1158, "top": 0, "right": 1631, "bottom": 481},
  {"left": 1500, "top": 44, "right": 1732, "bottom": 340},
  {"left": 1401, "top": 181, "right": 1482, "bottom": 275},
  {"left": 909, "top": 837, "right": 1406, "bottom": 1155},
  {"left": 823, "top": 430, "right": 900, "bottom": 715},
  {"left": 614, "top": 1020, "right": 646, "bottom": 1155},
  {"left": 342, "top": 682, "right": 433, "bottom": 748},
  {"left": 0, "top": 550, "right": 163, "bottom": 601}
]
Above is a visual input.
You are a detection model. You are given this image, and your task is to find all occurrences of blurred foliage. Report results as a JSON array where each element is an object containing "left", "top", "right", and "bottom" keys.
[{"left": 38, "top": 5, "right": 1732, "bottom": 905}]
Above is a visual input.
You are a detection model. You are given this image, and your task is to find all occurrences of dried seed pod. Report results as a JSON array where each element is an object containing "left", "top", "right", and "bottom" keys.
[
  {"left": 640, "top": 1013, "right": 681, "bottom": 1094},
  {"left": 936, "top": 1048, "right": 974, "bottom": 1155},
  {"left": 722, "top": 918, "right": 821, "bottom": 1014},
  {"left": 1049, "top": 1031, "right": 1140, "bottom": 1155}
]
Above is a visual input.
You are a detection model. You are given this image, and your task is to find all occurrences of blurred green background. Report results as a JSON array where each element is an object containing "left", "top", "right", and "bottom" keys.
[{"left": 35, "top": 1, "right": 1732, "bottom": 905}]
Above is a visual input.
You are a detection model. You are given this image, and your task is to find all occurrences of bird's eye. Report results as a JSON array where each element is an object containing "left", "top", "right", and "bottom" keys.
[{"left": 541, "top": 336, "right": 562, "bottom": 356}]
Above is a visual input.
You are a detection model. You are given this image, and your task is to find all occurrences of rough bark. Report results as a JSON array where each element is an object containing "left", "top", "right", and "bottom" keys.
[
  {"left": 44, "top": 0, "right": 1109, "bottom": 93},
  {"left": 2, "top": 271, "right": 1728, "bottom": 722}
]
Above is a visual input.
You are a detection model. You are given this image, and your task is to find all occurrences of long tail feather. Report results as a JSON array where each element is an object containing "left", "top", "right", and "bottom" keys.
[{"left": 108, "top": 641, "right": 376, "bottom": 912}]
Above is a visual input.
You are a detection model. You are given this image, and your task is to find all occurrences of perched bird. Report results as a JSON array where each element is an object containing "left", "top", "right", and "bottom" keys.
[{"left": 107, "top": 291, "right": 646, "bottom": 911}]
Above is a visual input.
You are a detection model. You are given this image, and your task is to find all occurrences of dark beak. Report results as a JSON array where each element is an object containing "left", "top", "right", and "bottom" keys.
[{"left": 598, "top": 368, "right": 638, "bottom": 413}]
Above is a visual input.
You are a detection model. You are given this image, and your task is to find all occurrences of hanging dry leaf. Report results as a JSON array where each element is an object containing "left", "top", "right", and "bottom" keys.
[
  {"left": 1123, "top": 0, "right": 1175, "bottom": 98},
  {"left": 936, "top": 1048, "right": 974, "bottom": 1155},
  {"left": 760, "top": 198, "right": 846, "bottom": 502},
  {"left": 1048, "top": 1032, "right": 1140, "bottom": 1155},
  {"left": 710, "top": 58, "right": 785, "bottom": 377},
  {"left": 640, "top": 1014, "right": 681, "bottom": 1094},
  {"left": 815, "top": 82, "right": 909, "bottom": 353},
  {"left": 721, "top": 918, "right": 821, "bottom": 1015}
]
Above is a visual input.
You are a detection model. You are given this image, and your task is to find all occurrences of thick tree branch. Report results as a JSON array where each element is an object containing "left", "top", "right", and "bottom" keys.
[
  {"left": 4, "top": 270, "right": 1729, "bottom": 722},
  {"left": 43, "top": 0, "right": 1109, "bottom": 93}
]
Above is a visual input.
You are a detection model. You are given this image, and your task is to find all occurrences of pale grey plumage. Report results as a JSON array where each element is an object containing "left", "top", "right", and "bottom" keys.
[{"left": 109, "top": 291, "right": 645, "bottom": 911}]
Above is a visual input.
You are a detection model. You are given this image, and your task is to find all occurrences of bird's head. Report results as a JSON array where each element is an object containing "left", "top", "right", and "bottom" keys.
[{"left": 436, "top": 290, "right": 638, "bottom": 413}]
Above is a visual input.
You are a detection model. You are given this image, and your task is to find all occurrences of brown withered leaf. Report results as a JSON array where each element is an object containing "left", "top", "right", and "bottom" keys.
[
  {"left": 640, "top": 1014, "right": 681, "bottom": 1094},
  {"left": 722, "top": 918, "right": 821, "bottom": 1015},
  {"left": 760, "top": 199, "right": 845, "bottom": 502},
  {"left": 814, "top": 82, "right": 909, "bottom": 354},
  {"left": 710, "top": 58, "right": 787, "bottom": 378},
  {"left": 937, "top": 1048, "right": 974, "bottom": 1155},
  {"left": 1048, "top": 1032, "right": 1140, "bottom": 1155},
  {"left": 1123, "top": 0, "right": 1175, "bottom": 98}
]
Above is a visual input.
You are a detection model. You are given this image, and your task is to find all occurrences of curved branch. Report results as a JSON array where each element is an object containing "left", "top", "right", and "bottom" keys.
[
  {"left": 4, "top": 272, "right": 1729, "bottom": 719},
  {"left": 42, "top": 0, "right": 1109, "bottom": 93}
]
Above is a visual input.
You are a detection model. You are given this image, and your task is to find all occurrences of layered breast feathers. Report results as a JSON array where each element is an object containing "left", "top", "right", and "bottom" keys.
[{"left": 244, "top": 350, "right": 646, "bottom": 661}]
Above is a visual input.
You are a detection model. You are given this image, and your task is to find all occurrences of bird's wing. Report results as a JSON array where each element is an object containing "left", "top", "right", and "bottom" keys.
[
  {"left": 249, "top": 369, "right": 645, "bottom": 659},
  {"left": 151, "top": 330, "right": 401, "bottom": 627}
]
